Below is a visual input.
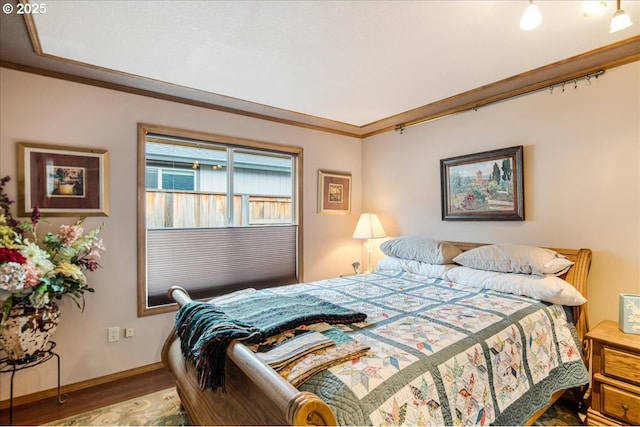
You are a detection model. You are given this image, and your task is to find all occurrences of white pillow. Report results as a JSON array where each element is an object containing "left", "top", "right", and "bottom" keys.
[
  {"left": 375, "top": 256, "right": 456, "bottom": 279},
  {"left": 452, "top": 244, "right": 573, "bottom": 276},
  {"left": 380, "top": 236, "right": 462, "bottom": 265},
  {"left": 541, "top": 255, "right": 574, "bottom": 276},
  {"left": 444, "top": 266, "right": 586, "bottom": 306}
]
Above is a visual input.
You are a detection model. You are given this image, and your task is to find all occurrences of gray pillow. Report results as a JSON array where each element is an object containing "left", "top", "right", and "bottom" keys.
[
  {"left": 380, "top": 236, "right": 462, "bottom": 264},
  {"left": 452, "top": 244, "right": 573, "bottom": 276}
]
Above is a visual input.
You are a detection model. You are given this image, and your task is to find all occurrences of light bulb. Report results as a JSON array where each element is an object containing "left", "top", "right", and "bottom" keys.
[
  {"left": 582, "top": 1, "right": 607, "bottom": 17},
  {"left": 520, "top": 3, "right": 543, "bottom": 31}
]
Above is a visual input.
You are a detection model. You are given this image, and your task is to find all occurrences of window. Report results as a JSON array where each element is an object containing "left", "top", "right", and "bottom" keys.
[
  {"left": 137, "top": 124, "right": 303, "bottom": 316},
  {"left": 146, "top": 166, "right": 196, "bottom": 191}
]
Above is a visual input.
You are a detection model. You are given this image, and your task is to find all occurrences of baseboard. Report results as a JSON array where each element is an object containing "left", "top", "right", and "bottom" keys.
[{"left": 0, "top": 361, "right": 165, "bottom": 410}]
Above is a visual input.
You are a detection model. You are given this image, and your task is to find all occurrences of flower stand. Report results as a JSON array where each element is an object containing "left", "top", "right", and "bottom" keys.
[{"left": 0, "top": 341, "right": 68, "bottom": 425}]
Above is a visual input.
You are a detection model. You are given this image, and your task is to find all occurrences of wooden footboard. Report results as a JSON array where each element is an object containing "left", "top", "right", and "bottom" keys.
[{"left": 161, "top": 286, "right": 337, "bottom": 426}]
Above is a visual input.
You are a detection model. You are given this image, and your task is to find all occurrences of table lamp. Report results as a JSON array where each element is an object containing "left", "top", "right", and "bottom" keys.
[{"left": 352, "top": 213, "right": 386, "bottom": 273}]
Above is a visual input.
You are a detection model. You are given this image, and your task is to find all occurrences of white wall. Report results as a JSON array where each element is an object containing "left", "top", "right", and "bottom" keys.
[
  {"left": 0, "top": 68, "right": 363, "bottom": 400},
  {"left": 362, "top": 62, "right": 640, "bottom": 330}
]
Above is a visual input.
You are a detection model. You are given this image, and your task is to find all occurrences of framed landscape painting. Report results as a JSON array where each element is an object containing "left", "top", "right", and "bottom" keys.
[
  {"left": 440, "top": 145, "right": 524, "bottom": 221},
  {"left": 18, "top": 142, "right": 110, "bottom": 217}
]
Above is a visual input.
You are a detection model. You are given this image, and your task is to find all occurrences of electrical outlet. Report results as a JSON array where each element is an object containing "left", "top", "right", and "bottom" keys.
[
  {"left": 108, "top": 326, "right": 120, "bottom": 342},
  {"left": 125, "top": 327, "right": 135, "bottom": 338}
]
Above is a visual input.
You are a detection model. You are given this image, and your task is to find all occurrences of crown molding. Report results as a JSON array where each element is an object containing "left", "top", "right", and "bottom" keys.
[{"left": 2, "top": 7, "right": 638, "bottom": 139}]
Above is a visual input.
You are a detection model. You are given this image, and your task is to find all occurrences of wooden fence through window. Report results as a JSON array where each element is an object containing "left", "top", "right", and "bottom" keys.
[{"left": 146, "top": 191, "right": 291, "bottom": 228}]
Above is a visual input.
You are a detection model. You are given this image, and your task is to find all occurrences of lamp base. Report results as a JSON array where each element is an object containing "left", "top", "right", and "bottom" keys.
[{"left": 365, "top": 241, "right": 373, "bottom": 274}]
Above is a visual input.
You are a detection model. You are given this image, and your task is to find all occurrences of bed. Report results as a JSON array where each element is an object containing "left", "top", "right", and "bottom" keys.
[{"left": 161, "top": 239, "right": 592, "bottom": 426}]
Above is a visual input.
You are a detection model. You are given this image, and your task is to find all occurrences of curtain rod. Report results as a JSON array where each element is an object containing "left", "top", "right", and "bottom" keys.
[{"left": 394, "top": 69, "right": 606, "bottom": 134}]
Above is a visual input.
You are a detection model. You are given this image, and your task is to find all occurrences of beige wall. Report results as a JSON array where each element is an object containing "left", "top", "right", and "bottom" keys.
[
  {"left": 0, "top": 68, "right": 363, "bottom": 400},
  {"left": 1, "top": 61, "right": 639, "bottom": 401},
  {"left": 362, "top": 62, "right": 640, "bottom": 330}
]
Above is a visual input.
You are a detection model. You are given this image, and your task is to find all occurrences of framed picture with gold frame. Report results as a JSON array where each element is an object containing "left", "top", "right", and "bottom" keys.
[
  {"left": 318, "top": 169, "right": 351, "bottom": 214},
  {"left": 18, "top": 142, "right": 109, "bottom": 217}
]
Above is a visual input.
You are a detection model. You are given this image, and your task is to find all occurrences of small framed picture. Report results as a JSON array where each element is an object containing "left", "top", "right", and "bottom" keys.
[
  {"left": 318, "top": 169, "right": 351, "bottom": 214},
  {"left": 18, "top": 142, "right": 110, "bottom": 216},
  {"left": 619, "top": 294, "right": 640, "bottom": 334},
  {"left": 440, "top": 145, "right": 524, "bottom": 221}
]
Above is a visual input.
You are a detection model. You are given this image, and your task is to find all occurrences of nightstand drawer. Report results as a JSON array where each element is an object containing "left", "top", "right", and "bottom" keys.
[
  {"left": 602, "top": 384, "right": 640, "bottom": 425},
  {"left": 603, "top": 346, "right": 640, "bottom": 386}
]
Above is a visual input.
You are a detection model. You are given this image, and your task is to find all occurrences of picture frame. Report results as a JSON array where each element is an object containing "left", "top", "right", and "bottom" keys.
[
  {"left": 318, "top": 169, "right": 351, "bottom": 214},
  {"left": 440, "top": 145, "right": 524, "bottom": 221},
  {"left": 18, "top": 142, "right": 110, "bottom": 217},
  {"left": 619, "top": 293, "right": 640, "bottom": 334}
]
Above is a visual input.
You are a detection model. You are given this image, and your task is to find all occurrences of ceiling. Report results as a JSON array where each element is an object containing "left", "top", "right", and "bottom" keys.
[{"left": 1, "top": 1, "right": 639, "bottom": 137}]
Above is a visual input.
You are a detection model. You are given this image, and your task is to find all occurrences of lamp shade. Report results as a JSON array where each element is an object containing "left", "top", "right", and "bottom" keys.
[
  {"left": 610, "top": 8, "right": 633, "bottom": 32},
  {"left": 353, "top": 213, "right": 386, "bottom": 239}
]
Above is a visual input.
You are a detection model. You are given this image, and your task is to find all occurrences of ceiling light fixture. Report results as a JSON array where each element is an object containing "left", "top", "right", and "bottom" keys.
[
  {"left": 520, "top": 0, "right": 543, "bottom": 31},
  {"left": 610, "top": 0, "right": 633, "bottom": 33},
  {"left": 582, "top": 1, "right": 607, "bottom": 17}
]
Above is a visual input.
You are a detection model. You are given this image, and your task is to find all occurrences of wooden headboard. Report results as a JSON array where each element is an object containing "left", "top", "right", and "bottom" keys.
[{"left": 446, "top": 241, "right": 593, "bottom": 355}]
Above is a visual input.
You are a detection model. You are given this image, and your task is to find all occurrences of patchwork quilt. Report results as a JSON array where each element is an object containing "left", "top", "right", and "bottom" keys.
[{"left": 261, "top": 270, "right": 589, "bottom": 426}]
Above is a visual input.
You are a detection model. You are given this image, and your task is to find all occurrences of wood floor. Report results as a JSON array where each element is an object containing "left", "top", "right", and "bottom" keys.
[{"left": 0, "top": 367, "right": 176, "bottom": 426}]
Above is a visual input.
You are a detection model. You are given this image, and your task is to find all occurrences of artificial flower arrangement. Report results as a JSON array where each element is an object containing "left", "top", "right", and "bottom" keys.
[{"left": 0, "top": 175, "right": 106, "bottom": 324}]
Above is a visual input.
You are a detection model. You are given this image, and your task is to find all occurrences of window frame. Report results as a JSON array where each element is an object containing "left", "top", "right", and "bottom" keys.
[
  {"left": 146, "top": 165, "right": 197, "bottom": 191},
  {"left": 137, "top": 123, "right": 304, "bottom": 317}
]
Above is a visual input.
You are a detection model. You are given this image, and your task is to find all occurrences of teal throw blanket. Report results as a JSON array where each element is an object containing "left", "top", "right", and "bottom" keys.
[{"left": 175, "top": 291, "right": 366, "bottom": 392}]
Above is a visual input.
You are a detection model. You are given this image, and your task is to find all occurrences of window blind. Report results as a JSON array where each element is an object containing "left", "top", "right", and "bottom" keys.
[{"left": 146, "top": 225, "right": 298, "bottom": 306}]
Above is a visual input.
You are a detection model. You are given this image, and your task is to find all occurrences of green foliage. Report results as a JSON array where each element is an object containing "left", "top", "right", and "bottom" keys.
[
  {"left": 450, "top": 173, "right": 464, "bottom": 194},
  {"left": 486, "top": 180, "right": 499, "bottom": 198},
  {"left": 491, "top": 162, "right": 501, "bottom": 183},
  {"left": 502, "top": 159, "right": 512, "bottom": 182}
]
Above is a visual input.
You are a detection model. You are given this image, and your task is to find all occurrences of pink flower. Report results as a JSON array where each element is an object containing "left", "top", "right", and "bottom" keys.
[
  {"left": 22, "top": 262, "right": 41, "bottom": 288},
  {"left": 89, "top": 238, "right": 105, "bottom": 258},
  {"left": 83, "top": 258, "right": 100, "bottom": 272},
  {"left": 57, "top": 224, "right": 84, "bottom": 245}
]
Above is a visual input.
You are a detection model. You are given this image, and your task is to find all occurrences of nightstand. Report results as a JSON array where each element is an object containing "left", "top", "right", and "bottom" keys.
[{"left": 585, "top": 320, "right": 640, "bottom": 426}]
